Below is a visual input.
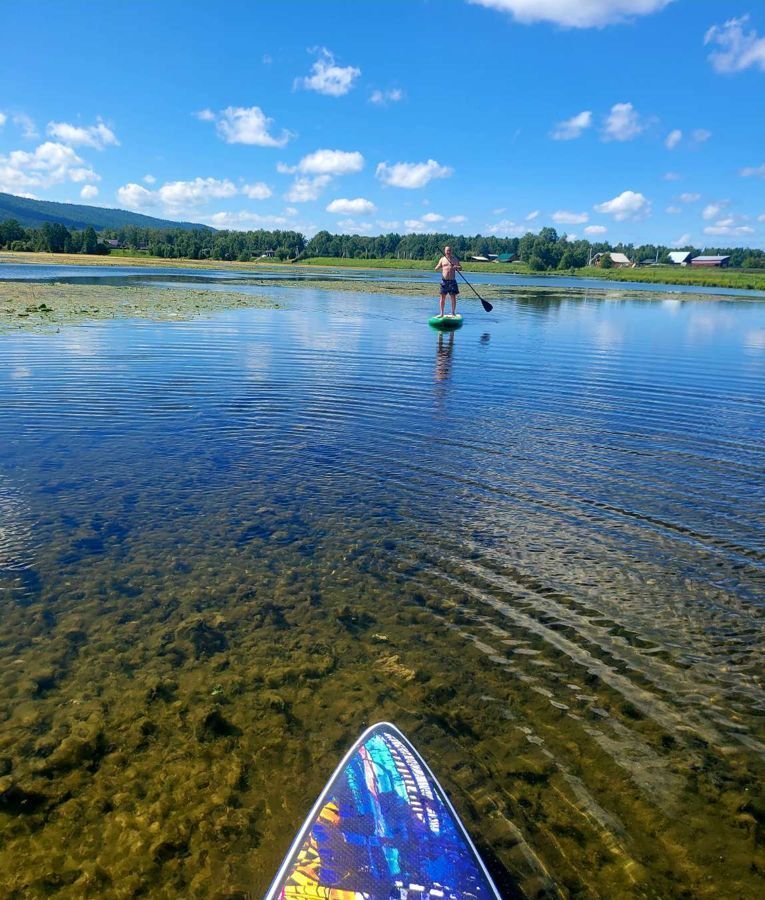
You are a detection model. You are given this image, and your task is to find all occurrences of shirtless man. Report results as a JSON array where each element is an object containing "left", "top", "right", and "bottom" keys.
[{"left": 435, "top": 246, "right": 461, "bottom": 316}]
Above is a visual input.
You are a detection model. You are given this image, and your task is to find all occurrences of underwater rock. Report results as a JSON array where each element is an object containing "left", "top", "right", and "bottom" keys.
[
  {"left": 194, "top": 707, "right": 240, "bottom": 741},
  {"left": 0, "top": 776, "right": 48, "bottom": 814},
  {"left": 38, "top": 723, "right": 106, "bottom": 774}
]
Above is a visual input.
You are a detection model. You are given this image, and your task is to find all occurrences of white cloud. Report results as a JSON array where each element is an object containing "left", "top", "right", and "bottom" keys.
[
  {"left": 0, "top": 141, "right": 98, "bottom": 193},
  {"left": 0, "top": 113, "right": 6, "bottom": 128},
  {"left": 603, "top": 102, "right": 644, "bottom": 141},
  {"left": 565, "top": 233, "right": 578, "bottom": 242},
  {"left": 663, "top": 171, "right": 681, "bottom": 181},
  {"left": 117, "top": 182, "right": 157, "bottom": 210},
  {"left": 284, "top": 175, "right": 331, "bottom": 202},
  {"left": 13, "top": 113, "right": 38, "bottom": 139},
  {"left": 679, "top": 192, "right": 700, "bottom": 203},
  {"left": 551, "top": 110, "right": 592, "bottom": 140},
  {"left": 702, "top": 201, "right": 728, "bottom": 220},
  {"left": 46, "top": 119, "right": 119, "bottom": 150},
  {"left": 143, "top": 174, "right": 156, "bottom": 184},
  {"left": 740, "top": 163, "right": 765, "bottom": 178},
  {"left": 326, "top": 197, "right": 377, "bottom": 215},
  {"left": 336, "top": 218, "right": 374, "bottom": 233},
  {"left": 377, "top": 220, "right": 400, "bottom": 230},
  {"left": 552, "top": 210, "right": 588, "bottom": 224},
  {"left": 585, "top": 224, "right": 607, "bottom": 235},
  {"left": 703, "top": 220, "right": 754, "bottom": 236},
  {"left": 80, "top": 184, "right": 99, "bottom": 200},
  {"left": 203, "top": 210, "right": 314, "bottom": 232},
  {"left": 421, "top": 212, "right": 443, "bottom": 223},
  {"left": 594, "top": 189, "right": 650, "bottom": 220},
  {"left": 692, "top": 128, "right": 712, "bottom": 143},
  {"left": 449, "top": 215, "right": 467, "bottom": 224},
  {"left": 665, "top": 205, "right": 682, "bottom": 214},
  {"left": 200, "top": 106, "right": 293, "bottom": 147},
  {"left": 526, "top": 210, "right": 540, "bottom": 220},
  {"left": 404, "top": 219, "right": 428, "bottom": 233},
  {"left": 486, "top": 219, "right": 526, "bottom": 237},
  {"left": 242, "top": 181, "right": 272, "bottom": 200},
  {"left": 295, "top": 149, "right": 364, "bottom": 175},
  {"left": 370, "top": 88, "right": 403, "bottom": 105},
  {"left": 376, "top": 159, "right": 453, "bottom": 189},
  {"left": 158, "top": 177, "right": 237, "bottom": 212},
  {"left": 665, "top": 129, "right": 682, "bottom": 149},
  {"left": 758, "top": 214, "right": 765, "bottom": 223},
  {"left": 705, "top": 15, "right": 765, "bottom": 74},
  {"left": 672, "top": 233, "right": 691, "bottom": 247},
  {"left": 296, "top": 48, "right": 360, "bottom": 96},
  {"left": 468, "top": 0, "right": 673, "bottom": 29}
]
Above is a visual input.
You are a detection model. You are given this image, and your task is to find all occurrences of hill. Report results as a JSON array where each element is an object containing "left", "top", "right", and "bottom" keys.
[{"left": 0, "top": 192, "right": 212, "bottom": 231}]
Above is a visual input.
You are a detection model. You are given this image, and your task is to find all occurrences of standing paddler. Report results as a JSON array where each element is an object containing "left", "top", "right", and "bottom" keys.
[{"left": 435, "top": 245, "right": 461, "bottom": 316}]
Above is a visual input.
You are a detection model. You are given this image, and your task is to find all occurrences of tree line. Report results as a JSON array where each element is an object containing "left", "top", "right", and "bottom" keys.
[{"left": 1, "top": 218, "right": 764, "bottom": 269}]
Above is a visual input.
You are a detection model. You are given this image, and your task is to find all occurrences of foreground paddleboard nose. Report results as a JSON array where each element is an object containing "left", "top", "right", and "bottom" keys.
[
  {"left": 265, "top": 721, "right": 501, "bottom": 899},
  {"left": 429, "top": 315, "right": 464, "bottom": 330}
]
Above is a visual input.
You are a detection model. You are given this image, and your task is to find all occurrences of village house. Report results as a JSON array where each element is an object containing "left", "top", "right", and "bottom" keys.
[
  {"left": 668, "top": 251, "right": 693, "bottom": 266},
  {"left": 691, "top": 255, "right": 731, "bottom": 268},
  {"left": 592, "top": 251, "right": 632, "bottom": 268}
]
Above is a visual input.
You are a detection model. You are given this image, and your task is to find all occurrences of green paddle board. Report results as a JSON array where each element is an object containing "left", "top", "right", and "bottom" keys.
[{"left": 429, "top": 314, "right": 463, "bottom": 330}]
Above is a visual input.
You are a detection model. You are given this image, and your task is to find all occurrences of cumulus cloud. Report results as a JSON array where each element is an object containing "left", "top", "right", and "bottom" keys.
[
  {"left": 665, "top": 129, "right": 682, "bottom": 149},
  {"left": 370, "top": 88, "right": 403, "bottom": 105},
  {"left": 158, "top": 177, "right": 237, "bottom": 212},
  {"left": 702, "top": 201, "right": 728, "bottom": 220},
  {"left": 202, "top": 210, "right": 314, "bottom": 232},
  {"left": 143, "top": 174, "right": 156, "bottom": 184},
  {"left": 117, "top": 183, "right": 157, "bottom": 210},
  {"left": 0, "top": 141, "right": 98, "bottom": 193},
  {"left": 326, "top": 197, "right": 377, "bottom": 215},
  {"left": 295, "top": 48, "right": 360, "bottom": 96},
  {"left": 376, "top": 159, "right": 452, "bottom": 189},
  {"left": 703, "top": 217, "right": 754, "bottom": 236},
  {"left": 295, "top": 149, "right": 364, "bottom": 175},
  {"left": 0, "top": 113, "right": 6, "bottom": 128},
  {"left": 468, "top": 0, "right": 673, "bottom": 29},
  {"left": 485, "top": 219, "right": 526, "bottom": 237},
  {"left": 80, "top": 184, "right": 99, "bottom": 200},
  {"left": 672, "top": 233, "right": 691, "bottom": 247},
  {"left": 603, "top": 102, "right": 645, "bottom": 141},
  {"left": 526, "top": 210, "right": 540, "bottom": 220},
  {"left": 284, "top": 175, "right": 331, "bottom": 202},
  {"left": 663, "top": 171, "right": 681, "bottom": 181},
  {"left": 665, "top": 205, "right": 682, "bottom": 214},
  {"left": 585, "top": 224, "right": 607, "bottom": 235},
  {"left": 552, "top": 210, "right": 589, "bottom": 224},
  {"left": 551, "top": 110, "right": 592, "bottom": 140},
  {"left": 241, "top": 181, "right": 272, "bottom": 199},
  {"left": 740, "top": 163, "right": 765, "bottom": 178},
  {"left": 199, "top": 106, "right": 293, "bottom": 147},
  {"left": 594, "top": 189, "right": 650, "bottom": 220},
  {"left": 679, "top": 192, "right": 700, "bottom": 202},
  {"left": 705, "top": 15, "right": 765, "bottom": 74},
  {"left": 421, "top": 212, "right": 444, "bottom": 223},
  {"left": 46, "top": 118, "right": 119, "bottom": 149},
  {"left": 13, "top": 113, "right": 38, "bottom": 139}
]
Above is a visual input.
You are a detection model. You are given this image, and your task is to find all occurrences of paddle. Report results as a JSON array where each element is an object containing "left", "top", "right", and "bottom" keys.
[
  {"left": 455, "top": 267, "right": 493, "bottom": 313},
  {"left": 440, "top": 253, "right": 493, "bottom": 312}
]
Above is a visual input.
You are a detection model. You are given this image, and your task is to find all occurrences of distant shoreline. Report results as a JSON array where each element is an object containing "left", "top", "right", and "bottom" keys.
[{"left": 1, "top": 250, "right": 764, "bottom": 295}]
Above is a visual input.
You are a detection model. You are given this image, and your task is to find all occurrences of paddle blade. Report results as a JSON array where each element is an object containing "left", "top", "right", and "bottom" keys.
[{"left": 481, "top": 298, "right": 493, "bottom": 312}]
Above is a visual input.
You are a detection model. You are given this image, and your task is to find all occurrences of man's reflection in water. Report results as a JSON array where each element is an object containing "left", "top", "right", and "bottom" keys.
[
  {"left": 435, "top": 331, "right": 455, "bottom": 383},
  {"left": 479, "top": 332, "right": 491, "bottom": 347}
]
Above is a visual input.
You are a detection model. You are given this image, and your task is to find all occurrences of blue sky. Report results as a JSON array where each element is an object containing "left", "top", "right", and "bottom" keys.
[{"left": 1, "top": 0, "right": 764, "bottom": 247}]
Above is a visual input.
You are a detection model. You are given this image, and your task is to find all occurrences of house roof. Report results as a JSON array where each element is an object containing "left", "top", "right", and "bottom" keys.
[
  {"left": 693, "top": 255, "right": 730, "bottom": 262},
  {"left": 609, "top": 252, "right": 631, "bottom": 264},
  {"left": 668, "top": 251, "right": 692, "bottom": 263}
]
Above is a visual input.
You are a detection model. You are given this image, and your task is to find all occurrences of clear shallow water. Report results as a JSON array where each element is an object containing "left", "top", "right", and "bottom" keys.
[{"left": 1, "top": 275, "right": 764, "bottom": 898}]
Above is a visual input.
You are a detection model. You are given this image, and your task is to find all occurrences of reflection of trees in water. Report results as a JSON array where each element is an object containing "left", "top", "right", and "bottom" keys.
[
  {"left": 510, "top": 290, "right": 567, "bottom": 316},
  {"left": 435, "top": 331, "right": 455, "bottom": 383}
]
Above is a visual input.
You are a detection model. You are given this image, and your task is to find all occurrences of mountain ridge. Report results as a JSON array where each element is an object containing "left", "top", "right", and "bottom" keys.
[{"left": 0, "top": 192, "right": 213, "bottom": 231}]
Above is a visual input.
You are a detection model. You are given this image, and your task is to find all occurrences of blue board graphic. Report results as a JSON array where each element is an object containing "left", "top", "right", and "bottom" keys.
[{"left": 265, "top": 722, "right": 501, "bottom": 899}]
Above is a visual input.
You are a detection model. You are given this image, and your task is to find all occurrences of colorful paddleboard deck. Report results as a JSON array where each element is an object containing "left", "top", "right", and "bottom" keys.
[
  {"left": 429, "top": 314, "right": 464, "bottom": 330},
  {"left": 266, "top": 722, "right": 500, "bottom": 900}
]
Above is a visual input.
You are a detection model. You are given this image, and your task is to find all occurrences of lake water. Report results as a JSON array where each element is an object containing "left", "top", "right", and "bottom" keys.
[{"left": 1, "top": 267, "right": 764, "bottom": 898}]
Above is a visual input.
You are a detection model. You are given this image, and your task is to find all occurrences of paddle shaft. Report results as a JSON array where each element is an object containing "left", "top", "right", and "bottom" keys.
[{"left": 441, "top": 255, "right": 493, "bottom": 313}]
